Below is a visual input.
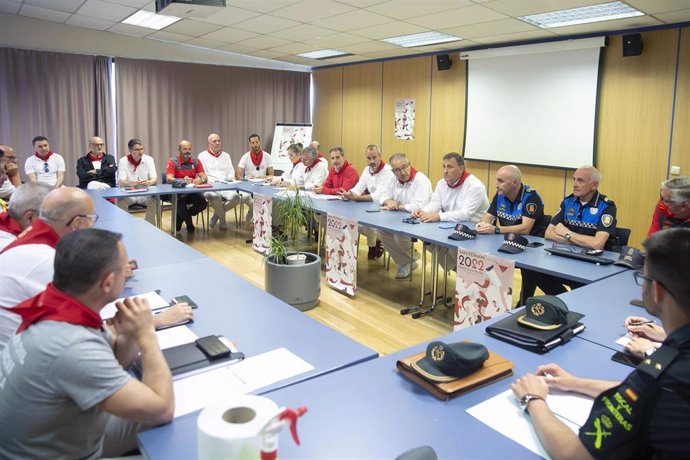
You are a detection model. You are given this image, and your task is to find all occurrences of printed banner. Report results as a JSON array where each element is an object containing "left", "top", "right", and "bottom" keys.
[
  {"left": 395, "top": 98, "right": 415, "bottom": 140},
  {"left": 325, "top": 214, "right": 358, "bottom": 296},
  {"left": 270, "top": 123, "right": 313, "bottom": 173},
  {"left": 454, "top": 248, "right": 515, "bottom": 330},
  {"left": 252, "top": 194, "right": 272, "bottom": 254}
]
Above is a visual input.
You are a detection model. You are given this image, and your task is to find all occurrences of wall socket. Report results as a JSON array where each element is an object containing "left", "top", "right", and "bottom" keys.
[{"left": 670, "top": 165, "right": 681, "bottom": 175}]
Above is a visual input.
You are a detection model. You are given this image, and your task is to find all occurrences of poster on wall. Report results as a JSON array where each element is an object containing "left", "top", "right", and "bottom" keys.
[
  {"left": 252, "top": 194, "right": 272, "bottom": 254},
  {"left": 453, "top": 248, "right": 515, "bottom": 331},
  {"left": 270, "top": 123, "right": 313, "bottom": 173},
  {"left": 325, "top": 214, "right": 358, "bottom": 296},
  {"left": 394, "top": 98, "right": 415, "bottom": 140}
]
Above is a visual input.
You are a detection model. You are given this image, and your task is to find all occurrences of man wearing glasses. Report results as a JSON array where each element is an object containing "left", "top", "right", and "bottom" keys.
[
  {"left": 377, "top": 153, "right": 432, "bottom": 279},
  {"left": 76, "top": 136, "right": 118, "bottom": 189},
  {"left": 24, "top": 136, "right": 65, "bottom": 188},
  {"left": 0, "top": 145, "right": 22, "bottom": 200},
  {"left": 647, "top": 177, "right": 690, "bottom": 236},
  {"left": 510, "top": 228, "right": 690, "bottom": 459}
]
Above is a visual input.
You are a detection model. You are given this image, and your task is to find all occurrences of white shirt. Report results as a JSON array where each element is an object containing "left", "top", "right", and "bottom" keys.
[
  {"left": 378, "top": 171, "right": 432, "bottom": 212},
  {"left": 117, "top": 154, "right": 157, "bottom": 183},
  {"left": 281, "top": 162, "right": 302, "bottom": 182},
  {"left": 24, "top": 153, "right": 65, "bottom": 187},
  {"left": 0, "top": 230, "right": 16, "bottom": 251},
  {"left": 0, "top": 244, "right": 55, "bottom": 351},
  {"left": 351, "top": 163, "right": 395, "bottom": 203},
  {"left": 423, "top": 175, "right": 490, "bottom": 223},
  {"left": 198, "top": 149, "right": 235, "bottom": 182},
  {"left": 292, "top": 158, "right": 328, "bottom": 189},
  {"left": 0, "top": 176, "right": 15, "bottom": 199},
  {"left": 238, "top": 151, "right": 272, "bottom": 178}
]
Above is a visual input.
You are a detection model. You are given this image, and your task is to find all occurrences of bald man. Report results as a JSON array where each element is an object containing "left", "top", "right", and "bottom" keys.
[
  {"left": 0, "top": 182, "right": 51, "bottom": 250},
  {"left": 76, "top": 136, "right": 117, "bottom": 189},
  {"left": 165, "top": 140, "right": 208, "bottom": 234},
  {"left": 476, "top": 165, "right": 546, "bottom": 236},
  {"left": 0, "top": 145, "right": 21, "bottom": 200}
]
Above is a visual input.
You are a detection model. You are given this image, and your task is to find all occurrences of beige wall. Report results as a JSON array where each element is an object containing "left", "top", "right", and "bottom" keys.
[{"left": 313, "top": 27, "right": 689, "bottom": 247}]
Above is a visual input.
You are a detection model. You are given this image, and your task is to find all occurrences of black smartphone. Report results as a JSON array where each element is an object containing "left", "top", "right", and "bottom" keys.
[
  {"left": 171, "top": 295, "right": 198, "bottom": 309},
  {"left": 629, "top": 299, "right": 645, "bottom": 308},
  {"left": 611, "top": 351, "right": 641, "bottom": 368},
  {"left": 365, "top": 208, "right": 381, "bottom": 213},
  {"left": 527, "top": 242, "right": 544, "bottom": 248}
]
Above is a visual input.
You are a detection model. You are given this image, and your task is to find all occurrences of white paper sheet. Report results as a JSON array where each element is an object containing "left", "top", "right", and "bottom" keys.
[
  {"left": 615, "top": 334, "right": 662, "bottom": 348},
  {"left": 172, "top": 347, "right": 314, "bottom": 417},
  {"left": 156, "top": 326, "right": 198, "bottom": 350},
  {"left": 466, "top": 389, "right": 594, "bottom": 459},
  {"left": 101, "top": 290, "right": 170, "bottom": 320}
]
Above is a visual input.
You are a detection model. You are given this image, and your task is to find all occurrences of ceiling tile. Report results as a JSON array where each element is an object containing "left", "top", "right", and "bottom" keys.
[
  {"left": 301, "top": 32, "right": 368, "bottom": 47},
  {"left": 271, "top": 0, "right": 356, "bottom": 21},
  {"left": 332, "top": 0, "right": 390, "bottom": 7},
  {"left": 251, "top": 49, "right": 291, "bottom": 59},
  {"left": 314, "top": 9, "right": 394, "bottom": 31},
  {"left": 269, "top": 24, "right": 338, "bottom": 41},
  {"left": 441, "top": 18, "right": 539, "bottom": 39},
  {"left": 77, "top": 0, "right": 137, "bottom": 22},
  {"left": 25, "top": 0, "right": 83, "bottom": 13},
  {"left": 0, "top": 1, "right": 21, "bottom": 15},
  {"left": 225, "top": 0, "right": 302, "bottom": 14},
  {"left": 267, "top": 42, "right": 320, "bottom": 54},
  {"left": 407, "top": 4, "right": 508, "bottom": 29},
  {"left": 220, "top": 43, "right": 261, "bottom": 54},
  {"left": 365, "top": 0, "right": 473, "bottom": 20},
  {"left": 19, "top": 4, "right": 71, "bottom": 22},
  {"left": 627, "top": 0, "right": 690, "bottom": 14},
  {"left": 339, "top": 40, "right": 400, "bottom": 53},
  {"left": 183, "top": 37, "right": 228, "bottom": 50},
  {"left": 349, "top": 20, "right": 429, "bottom": 39},
  {"left": 163, "top": 18, "right": 222, "bottom": 37},
  {"left": 202, "top": 27, "right": 258, "bottom": 43},
  {"left": 323, "top": 54, "right": 368, "bottom": 64},
  {"left": 232, "top": 35, "right": 292, "bottom": 50},
  {"left": 66, "top": 14, "right": 116, "bottom": 31},
  {"left": 107, "top": 22, "right": 154, "bottom": 37},
  {"left": 194, "top": 5, "right": 261, "bottom": 27},
  {"left": 471, "top": 29, "right": 556, "bottom": 44},
  {"left": 362, "top": 48, "right": 421, "bottom": 58},
  {"left": 101, "top": 0, "right": 150, "bottom": 7},
  {"left": 279, "top": 55, "right": 322, "bottom": 65},
  {"left": 549, "top": 15, "right": 663, "bottom": 36},
  {"left": 147, "top": 30, "right": 194, "bottom": 43},
  {"left": 231, "top": 13, "right": 302, "bottom": 33},
  {"left": 481, "top": 0, "right": 604, "bottom": 17},
  {"left": 653, "top": 9, "right": 690, "bottom": 23}
]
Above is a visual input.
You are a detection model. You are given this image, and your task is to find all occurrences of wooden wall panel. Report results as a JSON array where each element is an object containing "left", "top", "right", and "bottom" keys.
[
  {"left": 597, "top": 30, "right": 678, "bottom": 247},
  {"left": 670, "top": 27, "right": 690, "bottom": 177},
  {"left": 429, "top": 53, "right": 466, "bottom": 184},
  {"left": 466, "top": 160, "right": 490, "bottom": 188},
  {"left": 381, "top": 56, "right": 433, "bottom": 175},
  {"left": 341, "top": 62, "right": 383, "bottom": 172},
  {"left": 312, "top": 67, "right": 342, "bottom": 151}
]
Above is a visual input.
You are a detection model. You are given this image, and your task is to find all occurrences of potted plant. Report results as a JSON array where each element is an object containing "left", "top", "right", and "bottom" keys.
[{"left": 264, "top": 188, "right": 321, "bottom": 311}]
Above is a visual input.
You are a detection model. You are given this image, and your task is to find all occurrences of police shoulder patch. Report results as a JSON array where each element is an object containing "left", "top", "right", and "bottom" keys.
[{"left": 601, "top": 214, "right": 613, "bottom": 227}]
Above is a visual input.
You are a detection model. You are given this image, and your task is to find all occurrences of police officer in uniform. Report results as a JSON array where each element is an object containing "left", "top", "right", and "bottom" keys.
[
  {"left": 510, "top": 227, "right": 690, "bottom": 459},
  {"left": 521, "top": 166, "right": 617, "bottom": 299}
]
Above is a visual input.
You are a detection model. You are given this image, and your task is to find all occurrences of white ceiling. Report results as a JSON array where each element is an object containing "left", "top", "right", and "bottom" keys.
[{"left": 1, "top": 0, "right": 689, "bottom": 69}]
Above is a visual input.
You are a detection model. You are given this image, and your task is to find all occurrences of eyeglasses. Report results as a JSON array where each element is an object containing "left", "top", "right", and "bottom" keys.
[
  {"left": 43, "top": 162, "right": 49, "bottom": 173},
  {"left": 66, "top": 214, "right": 99, "bottom": 226},
  {"left": 633, "top": 270, "right": 676, "bottom": 298},
  {"left": 391, "top": 163, "right": 410, "bottom": 174}
]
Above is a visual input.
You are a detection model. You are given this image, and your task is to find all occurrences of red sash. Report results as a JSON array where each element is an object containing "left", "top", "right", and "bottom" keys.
[
  {"left": 448, "top": 170, "right": 470, "bottom": 189},
  {"left": 399, "top": 166, "right": 417, "bottom": 185},
  {"left": 370, "top": 160, "right": 385, "bottom": 175},
  {"left": 34, "top": 151, "right": 53, "bottom": 161},
  {"left": 305, "top": 158, "right": 322, "bottom": 173},
  {"left": 10, "top": 283, "right": 102, "bottom": 333},
  {"left": 127, "top": 153, "right": 141, "bottom": 170},
  {"left": 0, "top": 212, "right": 21, "bottom": 236},
  {"left": 87, "top": 151, "right": 103, "bottom": 162},
  {"left": 1, "top": 219, "right": 59, "bottom": 254},
  {"left": 334, "top": 161, "right": 351, "bottom": 176},
  {"left": 250, "top": 150, "right": 264, "bottom": 167},
  {"left": 207, "top": 148, "right": 222, "bottom": 158}
]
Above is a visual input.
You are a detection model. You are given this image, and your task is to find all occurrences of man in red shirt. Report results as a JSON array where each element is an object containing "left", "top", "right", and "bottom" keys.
[
  {"left": 647, "top": 177, "right": 690, "bottom": 236},
  {"left": 313, "top": 147, "right": 359, "bottom": 195},
  {"left": 165, "top": 140, "right": 208, "bottom": 234}
]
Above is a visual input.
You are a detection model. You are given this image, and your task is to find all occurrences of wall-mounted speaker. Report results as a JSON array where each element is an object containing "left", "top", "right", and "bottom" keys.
[
  {"left": 622, "top": 34, "right": 643, "bottom": 57},
  {"left": 436, "top": 54, "right": 452, "bottom": 71}
]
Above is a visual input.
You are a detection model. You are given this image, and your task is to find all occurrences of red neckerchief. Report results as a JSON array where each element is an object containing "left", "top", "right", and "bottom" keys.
[
  {"left": 9, "top": 283, "right": 103, "bottom": 333},
  {"left": 399, "top": 166, "right": 417, "bottom": 185},
  {"left": 448, "top": 170, "right": 470, "bottom": 189},
  {"left": 250, "top": 149, "right": 264, "bottom": 167},
  {"left": 0, "top": 219, "right": 59, "bottom": 254},
  {"left": 333, "top": 161, "right": 350, "bottom": 176},
  {"left": 207, "top": 148, "right": 222, "bottom": 158},
  {"left": 34, "top": 151, "right": 53, "bottom": 161},
  {"left": 127, "top": 154, "right": 142, "bottom": 170},
  {"left": 87, "top": 151, "right": 103, "bottom": 162},
  {"left": 370, "top": 160, "right": 385, "bottom": 175},
  {"left": 305, "top": 158, "right": 322, "bottom": 173},
  {"left": 0, "top": 212, "right": 21, "bottom": 236},
  {"left": 658, "top": 201, "right": 675, "bottom": 218},
  {"left": 317, "top": 152, "right": 324, "bottom": 159}
]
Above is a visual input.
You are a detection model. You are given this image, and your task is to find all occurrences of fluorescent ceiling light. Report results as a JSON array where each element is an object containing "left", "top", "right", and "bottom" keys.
[
  {"left": 298, "top": 49, "right": 349, "bottom": 59},
  {"left": 122, "top": 10, "right": 182, "bottom": 30},
  {"left": 519, "top": 1, "right": 644, "bottom": 28},
  {"left": 381, "top": 31, "right": 462, "bottom": 48}
]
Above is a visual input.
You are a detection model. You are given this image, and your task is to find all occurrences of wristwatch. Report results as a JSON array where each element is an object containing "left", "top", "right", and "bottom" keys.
[
  {"left": 644, "top": 346, "right": 658, "bottom": 358},
  {"left": 519, "top": 394, "right": 545, "bottom": 414},
  {"left": 564, "top": 232, "right": 572, "bottom": 241},
  {"left": 494, "top": 226, "right": 501, "bottom": 234}
]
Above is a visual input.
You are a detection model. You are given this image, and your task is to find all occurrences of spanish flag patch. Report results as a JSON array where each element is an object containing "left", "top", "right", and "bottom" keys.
[{"left": 624, "top": 387, "right": 639, "bottom": 402}]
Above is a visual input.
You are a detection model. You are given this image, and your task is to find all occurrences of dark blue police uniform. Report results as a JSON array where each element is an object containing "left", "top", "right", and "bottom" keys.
[{"left": 487, "top": 184, "right": 546, "bottom": 236}]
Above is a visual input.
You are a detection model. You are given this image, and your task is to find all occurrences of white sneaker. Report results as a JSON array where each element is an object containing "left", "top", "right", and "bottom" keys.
[
  {"left": 210, "top": 214, "right": 219, "bottom": 228},
  {"left": 395, "top": 261, "right": 419, "bottom": 279}
]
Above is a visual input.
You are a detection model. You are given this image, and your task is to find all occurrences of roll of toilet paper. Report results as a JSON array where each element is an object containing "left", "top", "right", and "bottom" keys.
[{"left": 197, "top": 395, "right": 280, "bottom": 459}]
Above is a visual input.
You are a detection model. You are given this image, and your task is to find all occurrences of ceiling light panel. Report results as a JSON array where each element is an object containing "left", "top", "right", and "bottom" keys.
[{"left": 519, "top": 1, "right": 644, "bottom": 29}]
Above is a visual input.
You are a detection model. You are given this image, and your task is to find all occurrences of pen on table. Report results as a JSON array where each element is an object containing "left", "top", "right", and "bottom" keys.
[{"left": 625, "top": 320, "right": 655, "bottom": 327}]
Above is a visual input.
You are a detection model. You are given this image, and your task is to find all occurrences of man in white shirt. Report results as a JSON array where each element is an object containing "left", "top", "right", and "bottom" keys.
[
  {"left": 198, "top": 133, "right": 248, "bottom": 230},
  {"left": 24, "top": 136, "right": 65, "bottom": 188},
  {"left": 412, "top": 152, "right": 489, "bottom": 223},
  {"left": 0, "top": 182, "right": 51, "bottom": 250},
  {"left": 0, "top": 145, "right": 21, "bottom": 200},
  {"left": 294, "top": 145, "right": 328, "bottom": 190},
  {"left": 117, "top": 138, "right": 159, "bottom": 225},
  {"left": 340, "top": 144, "right": 395, "bottom": 259},
  {"left": 236, "top": 134, "right": 273, "bottom": 223},
  {"left": 378, "top": 153, "right": 433, "bottom": 279}
]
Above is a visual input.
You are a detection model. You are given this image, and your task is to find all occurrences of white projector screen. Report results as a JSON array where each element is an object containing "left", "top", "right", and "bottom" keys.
[{"left": 464, "top": 47, "right": 601, "bottom": 169}]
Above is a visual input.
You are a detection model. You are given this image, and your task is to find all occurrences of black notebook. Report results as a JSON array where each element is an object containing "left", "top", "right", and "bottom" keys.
[{"left": 486, "top": 308, "right": 586, "bottom": 354}]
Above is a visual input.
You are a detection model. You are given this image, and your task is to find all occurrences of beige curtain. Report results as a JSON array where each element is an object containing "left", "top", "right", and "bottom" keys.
[
  {"left": 0, "top": 47, "right": 97, "bottom": 186},
  {"left": 94, "top": 55, "right": 113, "bottom": 152},
  {"left": 115, "top": 58, "right": 310, "bottom": 170}
]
